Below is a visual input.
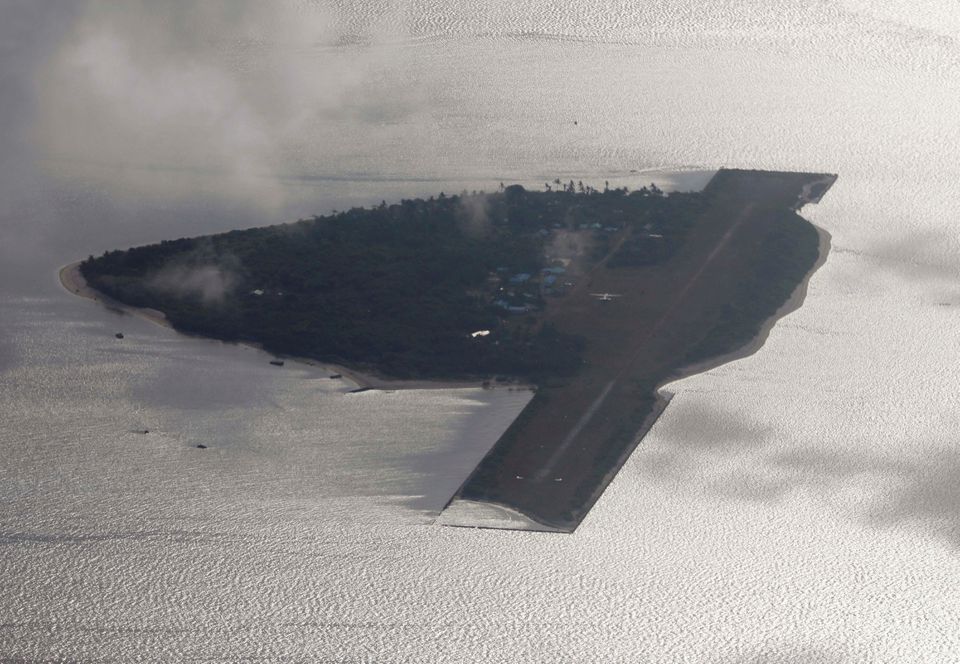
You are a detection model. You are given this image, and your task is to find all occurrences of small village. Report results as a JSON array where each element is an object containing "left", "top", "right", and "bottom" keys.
[{"left": 488, "top": 221, "right": 626, "bottom": 317}]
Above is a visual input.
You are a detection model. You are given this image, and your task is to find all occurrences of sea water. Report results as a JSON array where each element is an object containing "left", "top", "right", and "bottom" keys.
[{"left": 2, "top": 1, "right": 959, "bottom": 660}]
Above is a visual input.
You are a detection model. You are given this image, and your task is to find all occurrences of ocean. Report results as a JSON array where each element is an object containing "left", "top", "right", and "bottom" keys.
[{"left": 1, "top": 1, "right": 959, "bottom": 660}]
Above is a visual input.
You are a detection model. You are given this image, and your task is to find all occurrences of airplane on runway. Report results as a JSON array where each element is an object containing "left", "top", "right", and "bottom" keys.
[{"left": 589, "top": 292, "right": 623, "bottom": 302}]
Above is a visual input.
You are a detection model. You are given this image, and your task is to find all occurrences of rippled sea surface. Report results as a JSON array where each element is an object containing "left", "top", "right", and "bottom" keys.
[{"left": 2, "top": 1, "right": 960, "bottom": 660}]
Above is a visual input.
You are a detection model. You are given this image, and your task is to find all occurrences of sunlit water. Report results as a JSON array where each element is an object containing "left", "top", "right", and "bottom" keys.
[{"left": 2, "top": 1, "right": 960, "bottom": 660}]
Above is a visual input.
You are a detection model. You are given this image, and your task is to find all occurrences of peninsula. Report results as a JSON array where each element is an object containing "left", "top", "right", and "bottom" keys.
[{"left": 72, "top": 168, "right": 836, "bottom": 532}]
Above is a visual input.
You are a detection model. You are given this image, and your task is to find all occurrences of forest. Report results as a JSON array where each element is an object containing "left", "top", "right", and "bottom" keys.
[{"left": 80, "top": 182, "right": 695, "bottom": 380}]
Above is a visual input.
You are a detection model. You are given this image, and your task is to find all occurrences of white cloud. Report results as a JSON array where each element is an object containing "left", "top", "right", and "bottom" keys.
[{"left": 32, "top": 1, "right": 426, "bottom": 211}]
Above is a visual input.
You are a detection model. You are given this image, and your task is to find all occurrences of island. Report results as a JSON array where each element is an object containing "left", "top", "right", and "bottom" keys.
[{"left": 71, "top": 168, "right": 836, "bottom": 532}]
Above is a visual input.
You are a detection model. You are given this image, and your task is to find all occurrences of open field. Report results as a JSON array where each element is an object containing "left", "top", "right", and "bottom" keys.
[{"left": 446, "top": 169, "right": 837, "bottom": 532}]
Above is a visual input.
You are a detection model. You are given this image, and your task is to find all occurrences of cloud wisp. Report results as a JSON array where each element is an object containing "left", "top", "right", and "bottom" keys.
[
  {"left": 146, "top": 263, "right": 237, "bottom": 305},
  {"left": 31, "top": 1, "right": 428, "bottom": 211}
]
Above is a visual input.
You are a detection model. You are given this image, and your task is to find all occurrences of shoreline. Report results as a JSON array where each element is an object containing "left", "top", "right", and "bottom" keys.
[
  {"left": 658, "top": 222, "right": 832, "bottom": 390},
  {"left": 59, "top": 261, "right": 526, "bottom": 393},
  {"left": 577, "top": 223, "right": 832, "bottom": 529},
  {"left": 440, "top": 222, "right": 832, "bottom": 533},
  {"left": 61, "top": 175, "right": 833, "bottom": 534},
  {"left": 657, "top": 176, "right": 835, "bottom": 386},
  {"left": 438, "top": 171, "right": 837, "bottom": 532},
  {"left": 588, "top": 224, "right": 831, "bottom": 523},
  {"left": 59, "top": 261, "right": 171, "bottom": 329}
]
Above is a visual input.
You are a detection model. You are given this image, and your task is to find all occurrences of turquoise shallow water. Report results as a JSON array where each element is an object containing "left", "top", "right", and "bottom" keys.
[{"left": 2, "top": 1, "right": 960, "bottom": 660}]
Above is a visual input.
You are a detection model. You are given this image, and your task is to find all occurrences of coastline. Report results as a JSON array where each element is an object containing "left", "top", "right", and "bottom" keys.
[
  {"left": 62, "top": 174, "right": 833, "bottom": 533},
  {"left": 658, "top": 176, "right": 835, "bottom": 387},
  {"left": 59, "top": 261, "right": 171, "bottom": 328},
  {"left": 587, "top": 224, "right": 832, "bottom": 523},
  {"left": 58, "top": 261, "right": 526, "bottom": 393},
  {"left": 456, "top": 222, "right": 832, "bottom": 533},
  {"left": 439, "top": 171, "right": 837, "bottom": 532},
  {"left": 658, "top": 222, "right": 832, "bottom": 390}
]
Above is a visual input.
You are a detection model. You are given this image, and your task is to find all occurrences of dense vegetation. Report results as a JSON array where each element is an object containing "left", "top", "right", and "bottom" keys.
[
  {"left": 80, "top": 183, "right": 692, "bottom": 380},
  {"left": 606, "top": 193, "right": 705, "bottom": 267}
]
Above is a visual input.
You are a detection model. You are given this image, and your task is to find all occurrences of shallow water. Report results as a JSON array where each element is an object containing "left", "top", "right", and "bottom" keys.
[{"left": 2, "top": 1, "right": 960, "bottom": 660}]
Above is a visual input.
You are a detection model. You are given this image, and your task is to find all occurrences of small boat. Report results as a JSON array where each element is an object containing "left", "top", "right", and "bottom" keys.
[{"left": 270, "top": 360, "right": 284, "bottom": 367}]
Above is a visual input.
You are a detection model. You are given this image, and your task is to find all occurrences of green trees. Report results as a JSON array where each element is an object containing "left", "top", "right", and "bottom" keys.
[{"left": 79, "top": 185, "right": 701, "bottom": 381}]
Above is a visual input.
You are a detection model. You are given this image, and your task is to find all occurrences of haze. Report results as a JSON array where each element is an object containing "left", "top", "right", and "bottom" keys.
[{"left": 3, "top": 1, "right": 960, "bottom": 661}]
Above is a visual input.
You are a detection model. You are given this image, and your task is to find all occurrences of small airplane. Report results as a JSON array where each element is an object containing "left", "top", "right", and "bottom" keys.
[{"left": 589, "top": 292, "right": 623, "bottom": 302}]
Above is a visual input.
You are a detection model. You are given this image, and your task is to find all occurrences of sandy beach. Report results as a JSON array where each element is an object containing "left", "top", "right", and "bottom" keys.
[{"left": 59, "top": 261, "right": 171, "bottom": 328}]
